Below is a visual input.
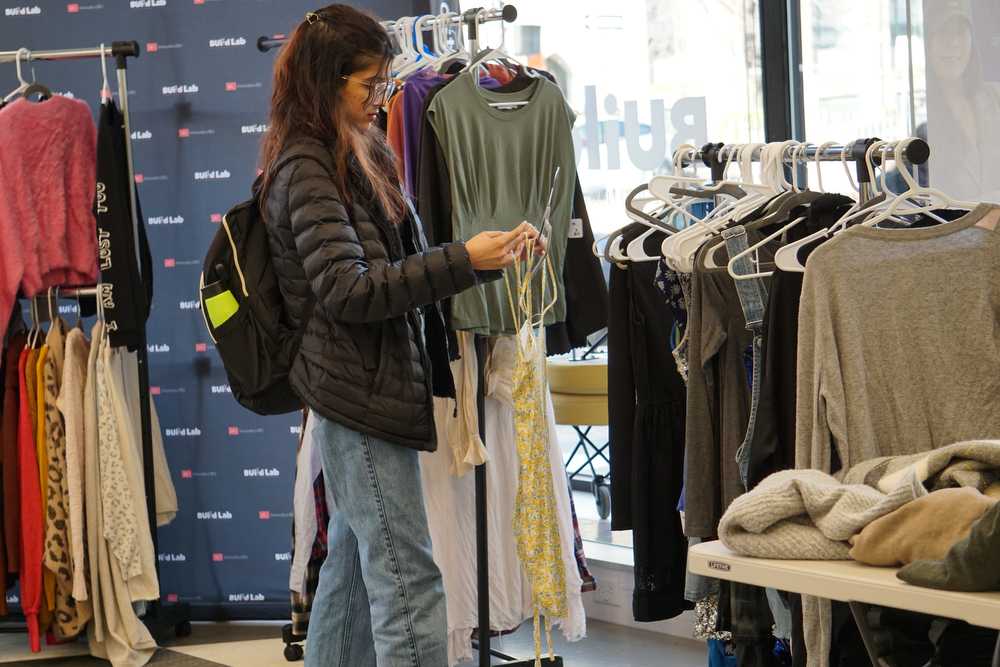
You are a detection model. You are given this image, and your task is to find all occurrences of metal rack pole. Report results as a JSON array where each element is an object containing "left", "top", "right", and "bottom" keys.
[
  {"left": 460, "top": 8, "right": 561, "bottom": 666},
  {"left": 0, "top": 41, "right": 139, "bottom": 63},
  {"left": 256, "top": 5, "right": 518, "bottom": 53},
  {"left": 690, "top": 138, "right": 930, "bottom": 169}
]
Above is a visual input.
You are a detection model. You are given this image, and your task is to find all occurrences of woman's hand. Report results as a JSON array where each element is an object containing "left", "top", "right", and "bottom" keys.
[{"left": 466, "top": 222, "right": 546, "bottom": 271}]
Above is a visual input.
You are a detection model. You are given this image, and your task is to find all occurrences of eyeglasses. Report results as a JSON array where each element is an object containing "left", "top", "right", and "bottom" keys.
[{"left": 341, "top": 75, "right": 396, "bottom": 107}]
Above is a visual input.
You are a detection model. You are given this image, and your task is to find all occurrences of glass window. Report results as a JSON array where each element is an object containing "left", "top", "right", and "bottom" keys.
[
  {"left": 472, "top": 0, "right": 765, "bottom": 548},
  {"left": 478, "top": 0, "right": 765, "bottom": 236},
  {"left": 799, "top": 0, "right": 1000, "bottom": 202},
  {"left": 798, "top": 0, "right": 926, "bottom": 193},
  {"left": 921, "top": 0, "right": 1000, "bottom": 202}
]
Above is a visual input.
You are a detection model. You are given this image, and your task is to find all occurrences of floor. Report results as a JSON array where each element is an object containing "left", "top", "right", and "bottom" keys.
[{"left": 0, "top": 619, "right": 706, "bottom": 667}]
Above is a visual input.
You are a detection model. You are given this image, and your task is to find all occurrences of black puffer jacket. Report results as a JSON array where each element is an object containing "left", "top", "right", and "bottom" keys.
[{"left": 262, "top": 137, "right": 478, "bottom": 450}]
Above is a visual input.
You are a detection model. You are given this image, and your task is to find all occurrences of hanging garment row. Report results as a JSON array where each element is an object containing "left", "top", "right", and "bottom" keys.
[
  {"left": 0, "top": 44, "right": 172, "bottom": 667},
  {"left": 608, "top": 137, "right": 1000, "bottom": 666},
  {"left": 276, "top": 13, "right": 609, "bottom": 667}
]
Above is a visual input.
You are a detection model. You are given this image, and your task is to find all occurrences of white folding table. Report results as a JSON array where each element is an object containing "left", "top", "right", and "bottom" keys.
[{"left": 688, "top": 541, "right": 1000, "bottom": 667}]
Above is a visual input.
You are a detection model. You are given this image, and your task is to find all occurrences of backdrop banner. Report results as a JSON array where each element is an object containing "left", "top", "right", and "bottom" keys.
[{"left": 1, "top": 0, "right": 422, "bottom": 621}]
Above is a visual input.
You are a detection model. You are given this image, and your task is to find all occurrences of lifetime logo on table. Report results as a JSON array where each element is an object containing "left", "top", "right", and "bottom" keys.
[{"left": 708, "top": 560, "right": 732, "bottom": 573}]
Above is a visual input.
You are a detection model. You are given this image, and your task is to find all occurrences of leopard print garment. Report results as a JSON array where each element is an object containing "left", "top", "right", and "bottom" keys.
[{"left": 42, "top": 322, "right": 92, "bottom": 639}]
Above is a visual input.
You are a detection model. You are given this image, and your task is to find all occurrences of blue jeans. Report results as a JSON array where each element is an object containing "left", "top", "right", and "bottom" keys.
[
  {"left": 722, "top": 225, "right": 769, "bottom": 491},
  {"left": 306, "top": 416, "right": 448, "bottom": 667}
]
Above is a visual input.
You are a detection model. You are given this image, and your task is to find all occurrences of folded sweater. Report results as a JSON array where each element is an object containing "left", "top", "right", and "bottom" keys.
[
  {"left": 898, "top": 501, "right": 1000, "bottom": 592},
  {"left": 718, "top": 468, "right": 926, "bottom": 560},
  {"left": 849, "top": 487, "right": 998, "bottom": 567}
]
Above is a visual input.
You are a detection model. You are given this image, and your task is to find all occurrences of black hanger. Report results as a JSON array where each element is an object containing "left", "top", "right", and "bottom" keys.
[
  {"left": 22, "top": 81, "right": 52, "bottom": 101},
  {"left": 668, "top": 182, "right": 747, "bottom": 200},
  {"left": 625, "top": 184, "right": 679, "bottom": 233}
]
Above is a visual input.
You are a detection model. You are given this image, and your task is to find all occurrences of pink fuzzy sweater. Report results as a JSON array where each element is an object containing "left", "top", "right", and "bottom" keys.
[{"left": 0, "top": 95, "right": 98, "bottom": 320}]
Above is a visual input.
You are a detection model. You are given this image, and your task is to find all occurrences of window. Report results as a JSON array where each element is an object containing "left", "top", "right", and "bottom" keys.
[
  {"left": 472, "top": 0, "right": 765, "bottom": 548},
  {"left": 484, "top": 0, "right": 765, "bottom": 235},
  {"left": 798, "top": 0, "right": 1000, "bottom": 202}
]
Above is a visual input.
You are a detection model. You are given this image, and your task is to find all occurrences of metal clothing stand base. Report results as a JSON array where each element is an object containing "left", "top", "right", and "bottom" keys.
[{"left": 0, "top": 41, "right": 191, "bottom": 643}]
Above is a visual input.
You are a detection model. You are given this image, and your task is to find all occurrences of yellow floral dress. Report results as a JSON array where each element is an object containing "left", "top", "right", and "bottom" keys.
[{"left": 506, "top": 246, "right": 567, "bottom": 666}]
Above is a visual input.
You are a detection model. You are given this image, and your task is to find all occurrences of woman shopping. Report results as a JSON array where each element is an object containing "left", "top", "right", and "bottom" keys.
[{"left": 257, "top": 5, "right": 544, "bottom": 666}]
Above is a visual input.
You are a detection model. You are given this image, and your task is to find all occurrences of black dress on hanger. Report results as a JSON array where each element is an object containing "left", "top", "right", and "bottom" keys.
[{"left": 607, "top": 223, "right": 690, "bottom": 622}]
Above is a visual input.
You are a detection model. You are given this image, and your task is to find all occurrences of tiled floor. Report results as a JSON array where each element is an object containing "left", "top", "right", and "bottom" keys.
[{"left": 0, "top": 619, "right": 706, "bottom": 667}]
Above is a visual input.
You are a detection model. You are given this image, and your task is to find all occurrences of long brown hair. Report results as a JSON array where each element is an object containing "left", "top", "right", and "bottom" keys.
[{"left": 259, "top": 4, "right": 405, "bottom": 223}]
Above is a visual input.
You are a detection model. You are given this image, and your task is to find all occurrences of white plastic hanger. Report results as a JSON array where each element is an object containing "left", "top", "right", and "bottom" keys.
[
  {"left": 700, "top": 142, "right": 795, "bottom": 270},
  {"left": 773, "top": 141, "right": 859, "bottom": 272},
  {"left": 99, "top": 43, "right": 111, "bottom": 103},
  {"left": 397, "top": 15, "right": 436, "bottom": 78},
  {"left": 857, "top": 138, "right": 976, "bottom": 228},
  {"left": 726, "top": 142, "right": 819, "bottom": 280},
  {"left": 392, "top": 17, "right": 421, "bottom": 75},
  {"left": 3, "top": 48, "right": 31, "bottom": 104},
  {"left": 689, "top": 142, "right": 794, "bottom": 272}
]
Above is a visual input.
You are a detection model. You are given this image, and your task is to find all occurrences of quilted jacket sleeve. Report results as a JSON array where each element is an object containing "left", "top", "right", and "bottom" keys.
[{"left": 286, "top": 157, "right": 479, "bottom": 324}]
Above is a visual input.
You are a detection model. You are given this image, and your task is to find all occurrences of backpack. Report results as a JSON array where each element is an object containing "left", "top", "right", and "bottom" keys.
[{"left": 199, "top": 159, "right": 315, "bottom": 415}]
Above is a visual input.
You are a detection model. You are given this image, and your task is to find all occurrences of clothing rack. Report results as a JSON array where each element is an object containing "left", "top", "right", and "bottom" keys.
[
  {"left": 686, "top": 138, "right": 930, "bottom": 203},
  {"left": 0, "top": 41, "right": 191, "bottom": 642},
  {"left": 460, "top": 8, "right": 563, "bottom": 666},
  {"left": 255, "top": 5, "right": 519, "bottom": 53},
  {"left": 259, "top": 6, "right": 562, "bottom": 666}
]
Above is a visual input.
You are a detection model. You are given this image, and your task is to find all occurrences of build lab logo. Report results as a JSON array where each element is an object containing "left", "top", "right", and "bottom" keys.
[
  {"left": 158, "top": 553, "right": 187, "bottom": 563},
  {"left": 209, "top": 37, "right": 247, "bottom": 48},
  {"left": 165, "top": 427, "right": 202, "bottom": 437},
  {"left": 241, "top": 123, "right": 268, "bottom": 135},
  {"left": 194, "top": 169, "right": 231, "bottom": 181},
  {"left": 210, "top": 384, "right": 231, "bottom": 394},
  {"left": 275, "top": 552, "right": 291, "bottom": 561},
  {"left": 131, "top": 129, "right": 152, "bottom": 141},
  {"left": 243, "top": 468, "right": 280, "bottom": 478},
  {"left": 5, "top": 6, "right": 41, "bottom": 16},
  {"left": 228, "top": 593, "right": 265, "bottom": 602},
  {"left": 148, "top": 215, "right": 183, "bottom": 226},
  {"left": 179, "top": 300, "right": 200, "bottom": 310},
  {"left": 130, "top": 0, "right": 166, "bottom": 7},
  {"left": 576, "top": 87, "right": 708, "bottom": 171},
  {"left": 66, "top": 3, "right": 104, "bottom": 13},
  {"left": 147, "top": 343, "right": 171, "bottom": 354},
  {"left": 162, "top": 83, "right": 199, "bottom": 96},
  {"left": 290, "top": 425, "right": 302, "bottom": 436},
  {"left": 197, "top": 510, "right": 233, "bottom": 520}
]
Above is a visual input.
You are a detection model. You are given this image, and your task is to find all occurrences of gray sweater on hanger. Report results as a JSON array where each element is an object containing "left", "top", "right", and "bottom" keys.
[{"left": 793, "top": 202, "right": 1000, "bottom": 667}]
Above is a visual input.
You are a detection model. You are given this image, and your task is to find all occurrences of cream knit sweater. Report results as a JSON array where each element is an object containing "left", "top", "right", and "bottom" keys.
[{"left": 718, "top": 468, "right": 925, "bottom": 560}]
